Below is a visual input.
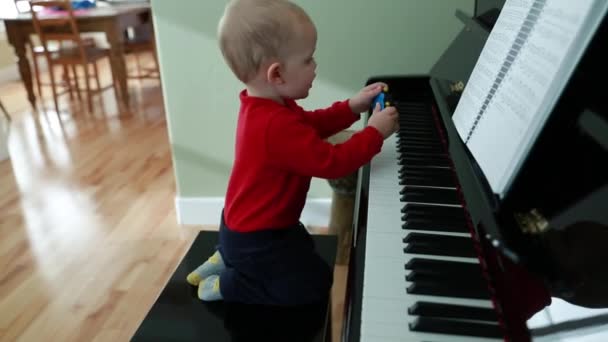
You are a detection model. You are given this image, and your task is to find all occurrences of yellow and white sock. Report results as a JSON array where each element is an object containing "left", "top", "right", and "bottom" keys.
[
  {"left": 198, "top": 275, "right": 223, "bottom": 301},
  {"left": 186, "top": 250, "right": 225, "bottom": 286}
]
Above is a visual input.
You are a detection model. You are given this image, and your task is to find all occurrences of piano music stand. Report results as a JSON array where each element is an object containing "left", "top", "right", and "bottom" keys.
[{"left": 132, "top": 231, "right": 337, "bottom": 342}]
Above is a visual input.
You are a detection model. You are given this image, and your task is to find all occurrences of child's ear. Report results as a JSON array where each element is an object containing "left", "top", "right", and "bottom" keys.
[{"left": 267, "top": 62, "right": 284, "bottom": 85}]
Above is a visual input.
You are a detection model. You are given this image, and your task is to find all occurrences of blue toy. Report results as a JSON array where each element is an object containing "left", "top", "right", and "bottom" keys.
[{"left": 371, "top": 86, "right": 391, "bottom": 111}]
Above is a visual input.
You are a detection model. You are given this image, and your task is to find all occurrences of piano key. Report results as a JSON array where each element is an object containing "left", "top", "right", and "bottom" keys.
[
  {"left": 403, "top": 232, "right": 476, "bottom": 257},
  {"left": 400, "top": 187, "right": 460, "bottom": 205},
  {"left": 400, "top": 175, "right": 456, "bottom": 188},
  {"left": 397, "top": 150, "right": 449, "bottom": 158},
  {"left": 409, "top": 301, "right": 498, "bottom": 322},
  {"left": 398, "top": 158, "right": 450, "bottom": 168},
  {"left": 406, "top": 276, "right": 491, "bottom": 300},
  {"left": 402, "top": 218, "right": 468, "bottom": 233},
  {"left": 402, "top": 203, "right": 467, "bottom": 218},
  {"left": 399, "top": 123, "right": 436, "bottom": 130},
  {"left": 399, "top": 167, "right": 454, "bottom": 178},
  {"left": 397, "top": 141, "right": 443, "bottom": 150},
  {"left": 399, "top": 131, "right": 439, "bottom": 139},
  {"left": 401, "top": 212, "right": 466, "bottom": 225},
  {"left": 405, "top": 258, "right": 484, "bottom": 278},
  {"left": 409, "top": 317, "right": 503, "bottom": 338}
]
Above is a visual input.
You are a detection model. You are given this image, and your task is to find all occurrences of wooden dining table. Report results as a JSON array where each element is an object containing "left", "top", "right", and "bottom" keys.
[{"left": 0, "top": 2, "right": 153, "bottom": 109}]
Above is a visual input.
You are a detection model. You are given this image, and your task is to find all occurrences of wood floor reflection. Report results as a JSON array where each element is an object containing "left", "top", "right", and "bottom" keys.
[{"left": 0, "top": 62, "right": 347, "bottom": 341}]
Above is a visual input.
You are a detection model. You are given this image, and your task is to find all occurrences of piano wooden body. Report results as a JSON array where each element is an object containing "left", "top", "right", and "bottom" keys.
[{"left": 343, "top": 1, "right": 608, "bottom": 341}]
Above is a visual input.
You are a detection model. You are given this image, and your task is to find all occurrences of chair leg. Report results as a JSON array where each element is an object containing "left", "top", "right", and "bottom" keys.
[
  {"left": 93, "top": 61, "right": 102, "bottom": 93},
  {"left": 83, "top": 62, "right": 93, "bottom": 113},
  {"left": 71, "top": 64, "right": 82, "bottom": 101},
  {"left": 47, "top": 64, "right": 60, "bottom": 114},
  {"left": 108, "top": 58, "right": 120, "bottom": 107},
  {"left": 134, "top": 52, "right": 143, "bottom": 79},
  {"left": 63, "top": 65, "right": 73, "bottom": 100},
  {"left": 0, "top": 100, "right": 10, "bottom": 122},
  {"left": 31, "top": 52, "right": 44, "bottom": 100}
]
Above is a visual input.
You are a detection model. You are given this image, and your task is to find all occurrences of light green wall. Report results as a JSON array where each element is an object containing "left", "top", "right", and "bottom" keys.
[{"left": 151, "top": 0, "right": 473, "bottom": 199}]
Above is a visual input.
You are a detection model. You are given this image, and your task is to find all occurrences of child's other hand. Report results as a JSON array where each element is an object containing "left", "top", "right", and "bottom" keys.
[
  {"left": 368, "top": 103, "right": 399, "bottom": 139},
  {"left": 348, "top": 82, "right": 387, "bottom": 114}
]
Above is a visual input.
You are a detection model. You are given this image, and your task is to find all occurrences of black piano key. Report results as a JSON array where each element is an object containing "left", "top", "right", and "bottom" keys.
[
  {"left": 400, "top": 130, "right": 438, "bottom": 138},
  {"left": 399, "top": 175, "right": 456, "bottom": 188},
  {"left": 401, "top": 204, "right": 466, "bottom": 219},
  {"left": 400, "top": 122, "right": 436, "bottom": 129},
  {"left": 407, "top": 281, "right": 490, "bottom": 299},
  {"left": 399, "top": 122, "right": 435, "bottom": 130},
  {"left": 397, "top": 138, "right": 441, "bottom": 146},
  {"left": 398, "top": 158, "right": 450, "bottom": 168},
  {"left": 399, "top": 116, "right": 437, "bottom": 125},
  {"left": 401, "top": 224, "right": 467, "bottom": 233},
  {"left": 403, "top": 233, "right": 476, "bottom": 257},
  {"left": 400, "top": 144, "right": 444, "bottom": 152},
  {"left": 409, "top": 317, "right": 503, "bottom": 338},
  {"left": 398, "top": 104, "right": 428, "bottom": 110},
  {"left": 400, "top": 166, "right": 452, "bottom": 176},
  {"left": 401, "top": 212, "right": 466, "bottom": 225},
  {"left": 400, "top": 187, "right": 460, "bottom": 205},
  {"left": 397, "top": 150, "right": 448, "bottom": 158},
  {"left": 405, "top": 258, "right": 483, "bottom": 279},
  {"left": 398, "top": 108, "right": 430, "bottom": 115},
  {"left": 397, "top": 145, "right": 444, "bottom": 154},
  {"left": 401, "top": 215, "right": 466, "bottom": 227},
  {"left": 399, "top": 168, "right": 453, "bottom": 180},
  {"left": 399, "top": 110, "right": 431, "bottom": 116},
  {"left": 398, "top": 154, "right": 448, "bottom": 162},
  {"left": 397, "top": 141, "right": 441, "bottom": 149},
  {"left": 402, "top": 218, "right": 468, "bottom": 233},
  {"left": 398, "top": 154, "right": 447, "bottom": 163},
  {"left": 400, "top": 128, "right": 437, "bottom": 136},
  {"left": 408, "top": 302, "right": 498, "bottom": 322},
  {"left": 405, "top": 272, "right": 489, "bottom": 297}
]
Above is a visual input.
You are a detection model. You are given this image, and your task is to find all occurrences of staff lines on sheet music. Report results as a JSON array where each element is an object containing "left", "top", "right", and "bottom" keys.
[{"left": 464, "top": 0, "right": 547, "bottom": 144}]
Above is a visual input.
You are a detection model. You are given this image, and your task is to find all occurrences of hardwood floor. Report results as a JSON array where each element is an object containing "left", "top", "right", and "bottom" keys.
[{"left": 0, "top": 61, "right": 348, "bottom": 342}]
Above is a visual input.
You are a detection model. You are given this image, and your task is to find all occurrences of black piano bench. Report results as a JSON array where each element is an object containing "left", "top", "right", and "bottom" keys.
[{"left": 132, "top": 231, "right": 337, "bottom": 342}]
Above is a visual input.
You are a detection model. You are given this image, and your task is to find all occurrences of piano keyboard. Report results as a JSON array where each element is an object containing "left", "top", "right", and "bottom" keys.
[{"left": 360, "top": 101, "right": 504, "bottom": 342}]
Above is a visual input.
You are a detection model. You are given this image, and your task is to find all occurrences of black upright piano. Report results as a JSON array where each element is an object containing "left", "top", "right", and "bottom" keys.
[{"left": 343, "top": 1, "right": 608, "bottom": 341}]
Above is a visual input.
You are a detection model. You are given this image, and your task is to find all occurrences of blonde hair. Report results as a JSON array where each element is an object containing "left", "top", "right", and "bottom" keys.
[{"left": 218, "top": 0, "right": 312, "bottom": 83}]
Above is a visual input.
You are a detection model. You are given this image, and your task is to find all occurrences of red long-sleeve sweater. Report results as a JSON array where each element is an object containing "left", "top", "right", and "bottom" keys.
[{"left": 223, "top": 90, "right": 384, "bottom": 232}]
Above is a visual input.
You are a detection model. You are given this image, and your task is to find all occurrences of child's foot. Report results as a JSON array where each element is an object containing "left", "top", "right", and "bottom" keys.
[
  {"left": 198, "top": 274, "right": 223, "bottom": 301},
  {"left": 186, "top": 250, "right": 226, "bottom": 286}
]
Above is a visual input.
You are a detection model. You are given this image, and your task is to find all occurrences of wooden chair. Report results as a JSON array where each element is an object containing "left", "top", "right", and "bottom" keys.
[
  {"left": 123, "top": 22, "right": 160, "bottom": 80},
  {"left": 30, "top": 0, "right": 119, "bottom": 114},
  {"left": 13, "top": 0, "right": 96, "bottom": 102}
]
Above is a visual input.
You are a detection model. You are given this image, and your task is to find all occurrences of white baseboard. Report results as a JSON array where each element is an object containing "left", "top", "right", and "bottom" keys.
[
  {"left": 175, "top": 196, "right": 331, "bottom": 228},
  {"left": 0, "top": 64, "right": 19, "bottom": 84}
]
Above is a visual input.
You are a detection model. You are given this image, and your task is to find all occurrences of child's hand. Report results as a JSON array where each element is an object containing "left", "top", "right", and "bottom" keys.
[
  {"left": 368, "top": 103, "right": 399, "bottom": 139},
  {"left": 348, "top": 82, "right": 388, "bottom": 114}
]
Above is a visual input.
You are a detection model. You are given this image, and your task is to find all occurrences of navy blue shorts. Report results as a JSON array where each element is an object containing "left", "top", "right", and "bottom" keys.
[{"left": 217, "top": 213, "right": 333, "bottom": 306}]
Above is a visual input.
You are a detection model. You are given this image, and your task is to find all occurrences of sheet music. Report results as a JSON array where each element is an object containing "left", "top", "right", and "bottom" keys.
[{"left": 453, "top": 0, "right": 608, "bottom": 198}]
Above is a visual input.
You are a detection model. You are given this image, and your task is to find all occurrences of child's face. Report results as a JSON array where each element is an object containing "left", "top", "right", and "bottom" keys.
[{"left": 276, "top": 21, "right": 317, "bottom": 100}]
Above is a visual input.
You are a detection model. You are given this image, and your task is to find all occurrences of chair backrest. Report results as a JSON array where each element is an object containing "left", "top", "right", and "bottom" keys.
[{"left": 30, "top": 0, "right": 88, "bottom": 60}]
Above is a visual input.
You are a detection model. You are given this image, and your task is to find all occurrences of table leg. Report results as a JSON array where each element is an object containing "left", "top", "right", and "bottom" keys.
[
  {"left": 104, "top": 21, "right": 129, "bottom": 108},
  {"left": 6, "top": 26, "right": 36, "bottom": 108}
]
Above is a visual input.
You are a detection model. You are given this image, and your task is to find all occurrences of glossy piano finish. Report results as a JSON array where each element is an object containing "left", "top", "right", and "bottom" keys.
[{"left": 133, "top": 231, "right": 336, "bottom": 342}]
